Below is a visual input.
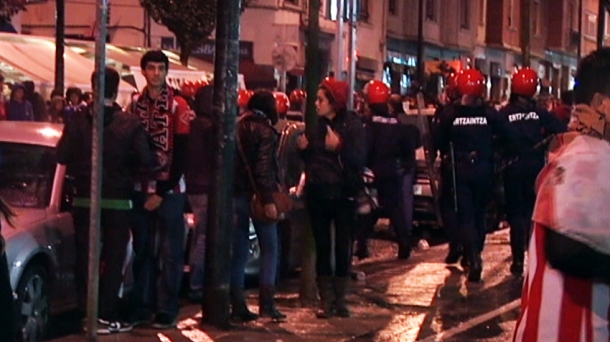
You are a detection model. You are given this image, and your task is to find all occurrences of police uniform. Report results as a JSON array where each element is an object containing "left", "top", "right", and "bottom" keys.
[
  {"left": 499, "top": 98, "right": 566, "bottom": 274},
  {"left": 363, "top": 113, "right": 419, "bottom": 259},
  {"left": 434, "top": 100, "right": 521, "bottom": 281}
]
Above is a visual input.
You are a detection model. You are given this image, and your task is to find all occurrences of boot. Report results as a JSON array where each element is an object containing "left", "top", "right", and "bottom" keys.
[
  {"left": 445, "top": 244, "right": 463, "bottom": 264},
  {"left": 316, "top": 276, "right": 335, "bottom": 319},
  {"left": 230, "top": 287, "right": 258, "bottom": 322},
  {"left": 398, "top": 241, "right": 412, "bottom": 260},
  {"left": 354, "top": 240, "right": 370, "bottom": 260},
  {"left": 467, "top": 252, "right": 483, "bottom": 283},
  {"left": 258, "top": 285, "right": 287, "bottom": 321},
  {"left": 333, "top": 277, "right": 350, "bottom": 317}
]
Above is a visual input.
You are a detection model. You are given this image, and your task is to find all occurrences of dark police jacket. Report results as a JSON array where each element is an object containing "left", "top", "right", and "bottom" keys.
[
  {"left": 499, "top": 98, "right": 567, "bottom": 165},
  {"left": 433, "top": 101, "right": 521, "bottom": 164}
]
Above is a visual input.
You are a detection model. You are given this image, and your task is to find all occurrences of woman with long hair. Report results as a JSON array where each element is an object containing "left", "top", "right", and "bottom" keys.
[
  {"left": 296, "top": 78, "right": 366, "bottom": 318},
  {"left": 0, "top": 197, "right": 17, "bottom": 341}
]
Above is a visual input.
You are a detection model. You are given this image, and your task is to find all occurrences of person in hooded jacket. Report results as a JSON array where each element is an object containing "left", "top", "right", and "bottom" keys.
[
  {"left": 499, "top": 68, "right": 567, "bottom": 276},
  {"left": 185, "top": 85, "right": 214, "bottom": 302},
  {"left": 6, "top": 83, "right": 34, "bottom": 121},
  {"left": 231, "top": 90, "right": 286, "bottom": 321},
  {"left": 297, "top": 78, "right": 366, "bottom": 318},
  {"left": 23, "top": 81, "right": 48, "bottom": 122},
  {"left": 56, "top": 67, "right": 158, "bottom": 334}
]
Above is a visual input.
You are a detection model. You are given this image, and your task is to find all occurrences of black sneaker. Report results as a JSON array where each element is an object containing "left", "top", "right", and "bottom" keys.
[
  {"left": 152, "top": 312, "right": 178, "bottom": 329},
  {"left": 96, "top": 319, "right": 133, "bottom": 335},
  {"left": 129, "top": 310, "right": 153, "bottom": 327}
]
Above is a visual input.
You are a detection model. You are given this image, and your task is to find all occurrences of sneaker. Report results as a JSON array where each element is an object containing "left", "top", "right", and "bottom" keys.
[
  {"left": 96, "top": 319, "right": 133, "bottom": 335},
  {"left": 129, "top": 310, "right": 153, "bottom": 327},
  {"left": 152, "top": 312, "right": 178, "bottom": 329}
]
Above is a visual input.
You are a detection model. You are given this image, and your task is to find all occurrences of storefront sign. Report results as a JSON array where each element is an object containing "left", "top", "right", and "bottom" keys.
[{"left": 192, "top": 41, "right": 254, "bottom": 62}]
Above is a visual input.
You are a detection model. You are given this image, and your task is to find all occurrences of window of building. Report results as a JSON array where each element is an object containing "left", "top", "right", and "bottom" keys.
[
  {"left": 583, "top": 12, "right": 597, "bottom": 38},
  {"left": 508, "top": 0, "right": 515, "bottom": 28},
  {"left": 460, "top": 0, "right": 470, "bottom": 29},
  {"left": 478, "top": 0, "right": 485, "bottom": 26},
  {"left": 359, "top": 0, "right": 370, "bottom": 22},
  {"left": 389, "top": 0, "right": 397, "bottom": 15},
  {"left": 285, "top": 0, "right": 299, "bottom": 5},
  {"left": 533, "top": 0, "right": 541, "bottom": 35},
  {"left": 425, "top": 0, "right": 436, "bottom": 21},
  {"left": 568, "top": 2, "right": 575, "bottom": 32}
]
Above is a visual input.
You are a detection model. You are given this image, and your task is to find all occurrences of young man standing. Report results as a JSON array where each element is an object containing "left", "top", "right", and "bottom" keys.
[
  {"left": 130, "top": 50, "right": 193, "bottom": 329},
  {"left": 57, "top": 67, "right": 157, "bottom": 334}
]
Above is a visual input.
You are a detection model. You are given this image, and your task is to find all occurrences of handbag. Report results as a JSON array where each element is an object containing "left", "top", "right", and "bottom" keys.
[{"left": 236, "top": 124, "right": 292, "bottom": 224}]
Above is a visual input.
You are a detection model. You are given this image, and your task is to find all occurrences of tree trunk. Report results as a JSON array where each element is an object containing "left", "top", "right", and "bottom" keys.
[
  {"left": 179, "top": 40, "right": 192, "bottom": 66},
  {"left": 299, "top": 0, "right": 321, "bottom": 308},
  {"left": 203, "top": 0, "right": 241, "bottom": 329}
]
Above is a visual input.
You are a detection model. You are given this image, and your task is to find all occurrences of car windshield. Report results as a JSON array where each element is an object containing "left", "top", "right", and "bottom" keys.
[{"left": 0, "top": 142, "right": 56, "bottom": 209}]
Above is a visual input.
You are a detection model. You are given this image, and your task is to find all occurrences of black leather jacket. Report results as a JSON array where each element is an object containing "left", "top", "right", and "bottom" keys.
[
  {"left": 56, "top": 104, "right": 157, "bottom": 199},
  {"left": 234, "top": 110, "right": 279, "bottom": 204},
  {"left": 299, "top": 110, "right": 366, "bottom": 199}
]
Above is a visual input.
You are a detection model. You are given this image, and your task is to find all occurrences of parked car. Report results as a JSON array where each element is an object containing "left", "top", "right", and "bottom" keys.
[{"left": 0, "top": 122, "right": 77, "bottom": 342}]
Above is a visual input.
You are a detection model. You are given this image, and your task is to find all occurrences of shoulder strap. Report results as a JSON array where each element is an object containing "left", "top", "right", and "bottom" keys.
[{"left": 236, "top": 117, "right": 260, "bottom": 196}]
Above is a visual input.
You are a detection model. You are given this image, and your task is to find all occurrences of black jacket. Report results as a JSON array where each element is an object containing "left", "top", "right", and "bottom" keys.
[
  {"left": 234, "top": 111, "right": 279, "bottom": 205},
  {"left": 56, "top": 104, "right": 157, "bottom": 199},
  {"left": 366, "top": 115, "right": 421, "bottom": 178},
  {"left": 499, "top": 97, "right": 567, "bottom": 166},
  {"left": 299, "top": 110, "right": 366, "bottom": 198},
  {"left": 433, "top": 102, "right": 522, "bottom": 163},
  {"left": 185, "top": 116, "right": 214, "bottom": 194}
]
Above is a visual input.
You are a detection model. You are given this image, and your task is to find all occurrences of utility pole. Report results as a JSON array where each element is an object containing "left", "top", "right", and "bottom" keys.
[
  {"left": 578, "top": 0, "right": 583, "bottom": 60},
  {"left": 54, "top": 0, "right": 65, "bottom": 94},
  {"left": 85, "top": 0, "right": 108, "bottom": 339},
  {"left": 299, "top": 0, "right": 321, "bottom": 307},
  {"left": 416, "top": 0, "right": 424, "bottom": 85},
  {"left": 335, "top": 0, "right": 344, "bottom": 80},
  {"left": 204, "top": 0, "right": 240, "bottom": 329},
  {"left": 347, "top": 0, "right": 357, "bottom": 110},
  {"left": 520, "top": 0, "right": 531, "bottom": 67},
  {"left": 597, "top": 0, "right": 607, "bottom": 49}
]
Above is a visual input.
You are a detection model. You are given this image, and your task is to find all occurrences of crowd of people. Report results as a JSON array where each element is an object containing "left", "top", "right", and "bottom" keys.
[
  {"left": 0, "top": 74, "right": 93, "bottom": 123},
  {"left": 2, "top": 45, "right": 610, "bottom": 341}
]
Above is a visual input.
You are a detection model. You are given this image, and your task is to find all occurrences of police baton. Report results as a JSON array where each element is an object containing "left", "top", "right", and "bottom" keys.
[
  {"left": 449, "top": 142, "right": 458, "bottom": 213},
  {"left": 496, "top": 134, "right": 556, "bottom": 174}
]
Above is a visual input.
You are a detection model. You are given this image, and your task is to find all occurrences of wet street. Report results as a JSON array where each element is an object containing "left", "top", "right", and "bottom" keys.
[{"left": 49, "top": 228, "right": 522, "bottom": 342}]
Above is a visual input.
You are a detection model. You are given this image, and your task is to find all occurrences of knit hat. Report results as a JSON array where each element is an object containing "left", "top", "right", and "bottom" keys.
[{"left": 320, "top": 78, "right": 349, "bottom": 112}]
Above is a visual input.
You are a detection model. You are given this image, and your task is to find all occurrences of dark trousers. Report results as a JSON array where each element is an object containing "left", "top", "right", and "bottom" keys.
[
  {"left": 504, "top": 161, "right": 541, "bottom": 263},
  {"left": 130, "top": 192, "right": 186, "bottom": 317},
  {"left": 307, "top": 189, "right": 355, "bottom": 278},
  {"left": 454, "top": 163, "right": 493, "bottom": 256},
  {"left": 440, "top": 163, "right": 459, "bottom": 251},
  {"left": 356, "top": 175, "right": 411, "bottom": 248},
  {"left": 0, "top": 251, "right": 17, "bottom": 342},
  {"left": 74, "top": 207, "right": 130, "bottom": 321}
]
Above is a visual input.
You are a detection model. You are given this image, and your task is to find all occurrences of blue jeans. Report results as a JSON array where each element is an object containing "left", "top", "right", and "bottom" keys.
[
  {"left": 187, "top": 194, "right": 208, "bottom": 293},
  {"left": 230, "top": 195, "right": 279, "bottom": 289},
  {"left": 130, "top": 192, "right": 187, "bottom": 317}
]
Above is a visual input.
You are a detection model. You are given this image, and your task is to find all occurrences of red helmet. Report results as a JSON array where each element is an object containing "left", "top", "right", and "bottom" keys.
[
  {"left": 456, "top": 69, "right": 486, "bottom": 97},
  {"left": 238, "top": 89, "right": 253, "bottom": 108},
  {"left": 289, "top": 89, "right": 306, "bottom": 107},
  {"left": 511, "top": 68, "right": 539, "bottom": 97},
  {"left": 273, "top": 92, "right": 290, "bottom": 115},
  {"left": 181, "top": 81, "right": 197, "bottom": 98},
  {"left": 363, "top": 80, "right": 391, "bottom": 104}
]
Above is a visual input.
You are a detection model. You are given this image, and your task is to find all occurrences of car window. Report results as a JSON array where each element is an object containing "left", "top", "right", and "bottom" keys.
[{"left": 0, "top": 142, "right": 56, "bottom": 209}]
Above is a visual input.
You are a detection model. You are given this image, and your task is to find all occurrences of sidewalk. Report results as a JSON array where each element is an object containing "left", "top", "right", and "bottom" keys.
[{"left": 50, "top": 229, "right": 521, "bottom": 342}]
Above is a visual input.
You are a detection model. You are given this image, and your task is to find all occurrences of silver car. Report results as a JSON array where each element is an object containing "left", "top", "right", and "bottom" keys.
[{"left": 0, "top": 122, "right": 77, "bottom": 342}]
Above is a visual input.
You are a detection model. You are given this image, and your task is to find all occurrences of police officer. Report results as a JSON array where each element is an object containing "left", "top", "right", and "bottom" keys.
[
  {"left": 434, "top": 69, "right": 522, "bottom": 282},
  {"left": 356, "top": 80, "right": 416, "bottom": 260},
  {"left": 435, "top": 73, "right": 466, "bottom": 265},
  {"left": 500, "top": 68, "right": 567, "bottom": 276}
]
